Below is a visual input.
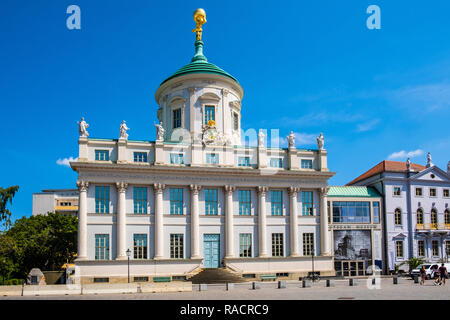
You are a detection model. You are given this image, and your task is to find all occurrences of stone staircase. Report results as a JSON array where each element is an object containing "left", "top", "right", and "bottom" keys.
[{"left": 187, "top": 268, "right": 248, "bottom": 284}]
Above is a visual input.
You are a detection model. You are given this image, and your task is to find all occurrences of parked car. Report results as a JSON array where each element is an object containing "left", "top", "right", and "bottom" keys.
[{"left": 410, "top": 263, "right": 450, "bottom": 280}]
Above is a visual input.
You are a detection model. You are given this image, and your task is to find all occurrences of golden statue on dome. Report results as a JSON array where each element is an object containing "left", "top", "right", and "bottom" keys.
[{"left": 192, "top": 8, "right": 207, "bottom": 41}]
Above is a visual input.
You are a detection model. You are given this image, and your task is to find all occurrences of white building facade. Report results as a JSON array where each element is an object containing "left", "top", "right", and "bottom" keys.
[
  {"left": 32, "top": 189, "right": 79, "bottom": 216},
  {"left": 348, "top": 158, "right": 450, "bottom": 274},
  {"left": 70, "top": 20, "right": 336, "bottom": 283}
]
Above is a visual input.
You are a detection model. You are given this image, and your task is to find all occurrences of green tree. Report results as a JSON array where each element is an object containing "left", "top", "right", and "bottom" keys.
[
  {"left": 0, "top": 234, "right": 19, "bottom": 283},
  {"left": 6, "top": 212, "right": 77, "bottom": 278},
  {"left": 0, "top": 186, "right": 19, "bottom": 230},
  {"left": 399, "top": 257, "right": 424, "bottom": 272}
]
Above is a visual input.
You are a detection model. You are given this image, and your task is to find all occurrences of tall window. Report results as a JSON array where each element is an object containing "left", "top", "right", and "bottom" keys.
[
  {"left": 373, "top": 202, "right": 380, "bottom": 224},
  {"left": 233, "top": 112, "right": 239, "bottom": 131},
  {"left": 95, "top": 234, "right": 110, "bottom": 260},
  {"left": 416, "top": 188, "right": 423, "bottom": 196},
  {"left": 206, "top": 153, "right": 218, "bottom": 164},
  {"left": 270, "top": 158, "right": 283, "bottom": 168},
  {"left": 271, "top": 190, "right": 282, "bottom": 216},
  {"left": 444, "top": 189, "right": 450, "bottom": 198},
  {"left": 204, "top": 105, "right": 215, "bottom": 124},
  {"left": 431, "top": 209, "right": 438, "bottom": 228},
  {"left": 396, "top": 241, "right": 403, "bottom": 258},
  {"left": 301, "top": 159, "right": 313, "bottom": 169},
  {"left": 416, "top": 209, "right": 423, "bottom": 225},
  {"left": 430, "top": 188, "right": 437, "bottom": 197},
  {"left": 133, "top": 187, "right": 147, "bottom": 214},
  {"left": 394, "top": 209, "right": 402, "bottom": 225},
  {"left": 170, "top": 153, "right": 184, "bottom": 164},
  {"left": 170, "top": 234, "right": 184, "bottom": 259},
  {"left": 432, "top": 240, "right": 439, "bottom": 256},
  {"left": 133, "top": 152, "right": 147, "bottom": 163},
  {"left": 303, "top": 233, "right": 314, "bottom": 256},
  {"left": 95, "top": 186, "right": 110, "bottom": 213},
  {"left": 271, "top": 233, "right": 284, "bottom": 257},
  {"left": 239, "top": 234, "right": 252, "bottom": 258},
  {"left": 205, "top": 189, "right": 218, "bottom": 215},
  {"left": 173, "top": 108, "right": 181, "bottom": 128},
  {"left": 95, "top": 150, "right": 109, "bottom": 161},
  {"left": 445, "top": 210, "right": 450, "bottom": 225},
  {"left": 133, "top": 234, "right": 148, "bottom": 259},
  {"left": 239, "top": 190, "right": 251, "bottom": 216},
  {"left": 238, "top": 156, "right": 250, "bottom": 167},
  {"left": 418, "top": 240, "right": 425, "bottom": 257},
  {"left": 170, "top": 188, "right": 183, "bottom": 215},
  {"left": 393, "top": 187, "right": 401, "bottom": 196},
  {"left": 302, "top": 191, "right": 313, "bottom": 216}
]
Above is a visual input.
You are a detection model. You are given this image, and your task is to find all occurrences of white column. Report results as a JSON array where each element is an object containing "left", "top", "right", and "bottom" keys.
[
  {"left": 115, "top": 182, "right": 128, "bottom": 260},
  {"left": 190, "top": 184, "right": 201, "bottom": 259},
  {"left": 320, "top": 187, "right": 330, "bottom": 256},
  {"left": 225, "top": 185, "right": 236, "bottom": 258},
  {"left": 257, "top": 186, "right": 269, "bottom": 257},
  {"left": 153, "top": 183, "right": 165, "bottom": 259},
  {"left": 288, "top": 187, "right": 300, "bottom": 257},
  {"left": 76, "top": 180, "right": 89, "bottom": 260}
]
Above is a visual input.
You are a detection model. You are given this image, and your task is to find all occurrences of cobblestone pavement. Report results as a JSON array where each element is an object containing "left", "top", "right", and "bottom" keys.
[{"left": 1, "top": 278, "right": 450, "bottom": 300}]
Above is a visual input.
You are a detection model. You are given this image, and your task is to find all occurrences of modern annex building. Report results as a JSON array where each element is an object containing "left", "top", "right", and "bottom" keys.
[
  {"left": 348, "top": 157, "right": 450, "bottom": 273},
  {"left": 70, "top": 9, "right": 335, "bottom": 284},
  {"left": 32, "top": 189, "right": 79, "bottom": 216}
]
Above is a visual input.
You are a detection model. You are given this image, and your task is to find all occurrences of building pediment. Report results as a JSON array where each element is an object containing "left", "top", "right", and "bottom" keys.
[{"left": 410, "top": 165, "right": 450, "bottom": 183}]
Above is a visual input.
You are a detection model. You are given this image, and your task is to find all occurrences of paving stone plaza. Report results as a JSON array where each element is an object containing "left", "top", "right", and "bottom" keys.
[{"left": 1, "top": 278, "right": 449, "bottom": 300}]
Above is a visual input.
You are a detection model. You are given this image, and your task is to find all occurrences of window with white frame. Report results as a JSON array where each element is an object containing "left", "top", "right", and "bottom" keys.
[
  {"left": 173, "top": 108, "right": 182, "bottom": 129},
  {"left": 303, "top": 233, "right": 314, "bottom": 256},
  {"left": 170, "top": 188, "right": 183, "bottom": 215},
  {"left": 301, "top": 159, "right": 313, "bottom": 169},
  {"left": 133, "top": 152, "right": 147, "bottom": 163},
  {"left": 205, "top": 189, "right": 218, "bottom": 215},
  {"left": 95, "top": 150, "right": 109, "bottom": 161},
  {"left": 432, "top": 240, "right": 439, "bottom": 256},
  {"left": 373, "top": 202, "right": 380, "bottom": 224},
  {"left": 239, "top": 233, "right": 252, "bottom": 258},
  {"left": 445, "top": 210, "right": 450, "bottom": 225},
  {"left": 239, "top": 190, "right": 251, "bottom": 216},
  {"left": 95, "top": 186, "right": 110, "bottom": 214},
  {"left": 270, "top": 158, "right": 283, "bottom": 168},
  {"left": 238, "top": 156, "right": 250, "bottom": 167},
  {"left": 302, "top": 191, "right": 313, "bottom": 216},
  {"left": 394, "top": 209, "right": 402, "bottom": 225},
  {"left": 204, "top": 105, "right": 215, "bottom": 124},
  {"left": 170, "top": 153, "right": 184, "bottom": 164},
  {"left": 95, "top": 234, "right": 110, "bottom": 260},
  {"left": 443, "top": 189, "right": 449, "bottom": 198},
  {"left": 206, "top": 153, "right": 219, "bottom": 164},
  {"left": 170, "top": 234, "right": 184, "bottom": 259},
  {"left": 396, "top": 241, "right": 404, "bottom": 258},
  {"left": 133, "top": 234, "right": 148, "bottom": 259},
  {"left": 429, "top": 188, "right": 436, "bottom": 197},
  {"left": 270, "top": 190, "right": 282, "bottom": 216},
  {"left": 393, "top": 186, "right": 401, "bottom": 196},
  {"left": 418, "top": 240, "right": 425, "bottom": 257},
  {"left": 133, "top": 187, "right": 147, "bottom": 214},
  {"left": 271, "top": 233, "right": 284, "bottom": 257},
  {"left": 431, "top": 209, "right": 438, "bottom": 226},
  {"left": 417, "top": 209, "right": 424, "bottom": 225},
  {"left": 415, "top": 188, "right": 422, "bottom": 196}
]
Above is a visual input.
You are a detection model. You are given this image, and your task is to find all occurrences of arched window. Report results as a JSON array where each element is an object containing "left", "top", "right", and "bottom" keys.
[
  {"left": 445, "top": 210, "right": 450, "bottom": 225},
  {"left": 431, "top": 208, "right": 438, "bottom": 229},
  {"left": 417, "top": 209, "right": 424, "bottom": 225},
  {"left": 395, "top": 209, "right": 402, "bottom": 225}
]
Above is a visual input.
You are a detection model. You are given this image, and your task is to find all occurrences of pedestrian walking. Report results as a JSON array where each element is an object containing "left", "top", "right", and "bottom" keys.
[
  {"left": 419, "top": 265, "right": 426, "bottom": 285},
  {"left": 438, "top": 264, "right": 448, "bottom": 286},
  {"left": 432, "top": 265, "right": 440, "bottom": 286}
]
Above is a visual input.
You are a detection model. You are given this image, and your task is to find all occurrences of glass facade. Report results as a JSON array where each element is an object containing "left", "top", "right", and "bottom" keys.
[
  {"left": 238, "top": 190, "right": 251, "bottom": 216},
  {"left": 133, "top": 187, "right": 147, "bottom": 214},
  {"left": 332, "top": 201, "right": 370, "bottom": 223},
  {"left": 95, "top": 186, "right": 110, "bottom": 213},
  {"left": 271, "top": 190, "right": 282, "bottom": 216},
  {"left": 205, "top": 189, "right": 218, "bottom": 215},
  {"left": 170, "top": 188, "right": 183, "bottom": 215}
]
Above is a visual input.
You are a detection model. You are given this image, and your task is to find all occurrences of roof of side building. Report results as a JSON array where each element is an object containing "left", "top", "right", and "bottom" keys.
[{"left": 328, "top": 186, "right": 381, "bottom": 198}]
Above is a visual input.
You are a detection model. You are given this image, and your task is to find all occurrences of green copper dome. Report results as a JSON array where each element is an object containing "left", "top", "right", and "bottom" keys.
[{"left": 161, "top": 40, "right": 238, "bottom": 85}]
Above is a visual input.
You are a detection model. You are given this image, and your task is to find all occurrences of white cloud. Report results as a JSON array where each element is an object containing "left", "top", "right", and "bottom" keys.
[
  {"left": 56, "top": 156, "right": 78, "bottom": 167},
  {"left": 388, "top": 149, "right": 423, "bottom": 160},
  {"left": 356, "top": 119, "right": 380, "bottom": 132}
]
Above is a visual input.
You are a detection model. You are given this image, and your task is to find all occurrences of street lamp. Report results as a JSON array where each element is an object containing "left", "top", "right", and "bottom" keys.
[{"left": 126, "top": 248, "right": 131, "bottom": 283}]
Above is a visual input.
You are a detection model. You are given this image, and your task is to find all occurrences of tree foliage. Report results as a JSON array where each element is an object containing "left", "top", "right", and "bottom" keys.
[
  {"left": 1, "top": 212, "right": 77, "bottom": 279},
  {"left": 0, "top": 186, "right": 19, "bottom": 230}
]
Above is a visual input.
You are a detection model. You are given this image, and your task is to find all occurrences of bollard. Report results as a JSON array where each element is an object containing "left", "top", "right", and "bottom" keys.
[
  {"left": 278, "top": 280, "right": 286, "bottom": 289},
  {"left": 393, "top": 276, "right": 399, "bottom": 285},
  {"left": 199, "top": 284, "right": 207, "bottom": 291},
  {"left": 226, "top": 283, "right": 234, "bottom": 291},
  {"left": 302, "top": 279, "right": 311, "bottom": 288},
  {"left": 349, "top": 278, "right": 358, "bottom": 286},
  {"left": 326, "top": 279, "right": 335, "bottom": 287},
  {"left": 252, "top": 282, "right": 260, "bottom": 290},
  {"left": 414, "top": 275, "right": 419, "bottom": 284}
]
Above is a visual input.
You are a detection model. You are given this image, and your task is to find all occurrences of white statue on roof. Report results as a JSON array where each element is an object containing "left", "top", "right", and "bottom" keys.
[
  {"left": 406, "top": 158, "right": 412, "bottom": 171},
  {"left": 426, "top": 152, "right": 433, "bottom": 168},
  {"left": 155, "top": 121, "right": 165, "bottom": 142},
  {"left": 77, "top": 117, "right": 89, "bottom": 137},
  {"left": 317, "top": 133, "right": 324, "bottom": 151},
  {"left": 258, "top": 129, "right": 265, "bottom": 148},
  {"left": 287, "top": 131, "right": 295, "bottom": 149},
  {"left": 119, "top": 120, "right": 129, "bottom": 140}
]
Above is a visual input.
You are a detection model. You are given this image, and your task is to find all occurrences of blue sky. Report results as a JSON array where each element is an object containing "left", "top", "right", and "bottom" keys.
[{"left": 1, "top": 0, "right": 449, "bottom": 226}]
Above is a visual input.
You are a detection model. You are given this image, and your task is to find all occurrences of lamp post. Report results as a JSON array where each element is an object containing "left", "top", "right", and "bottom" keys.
[{"left": 126, "top": 248, "right": 131, "bottom": 283}]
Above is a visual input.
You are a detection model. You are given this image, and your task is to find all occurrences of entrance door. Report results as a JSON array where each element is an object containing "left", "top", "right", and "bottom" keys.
[{"left": 204, "top": 234, "right": 220, "bottom": 268}]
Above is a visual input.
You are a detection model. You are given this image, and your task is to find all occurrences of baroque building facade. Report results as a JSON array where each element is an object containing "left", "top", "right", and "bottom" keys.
[
  {"left": 70, "top": 11, "right": 336, "bottom": 283},
  {"left": 348, "top": 157, "right": 450, "bottom": 274}
]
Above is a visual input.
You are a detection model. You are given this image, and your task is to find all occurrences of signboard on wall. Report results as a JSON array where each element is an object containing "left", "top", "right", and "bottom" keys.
[{"left": 334, "top": 230, "right": 372, "bottom": 261}]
